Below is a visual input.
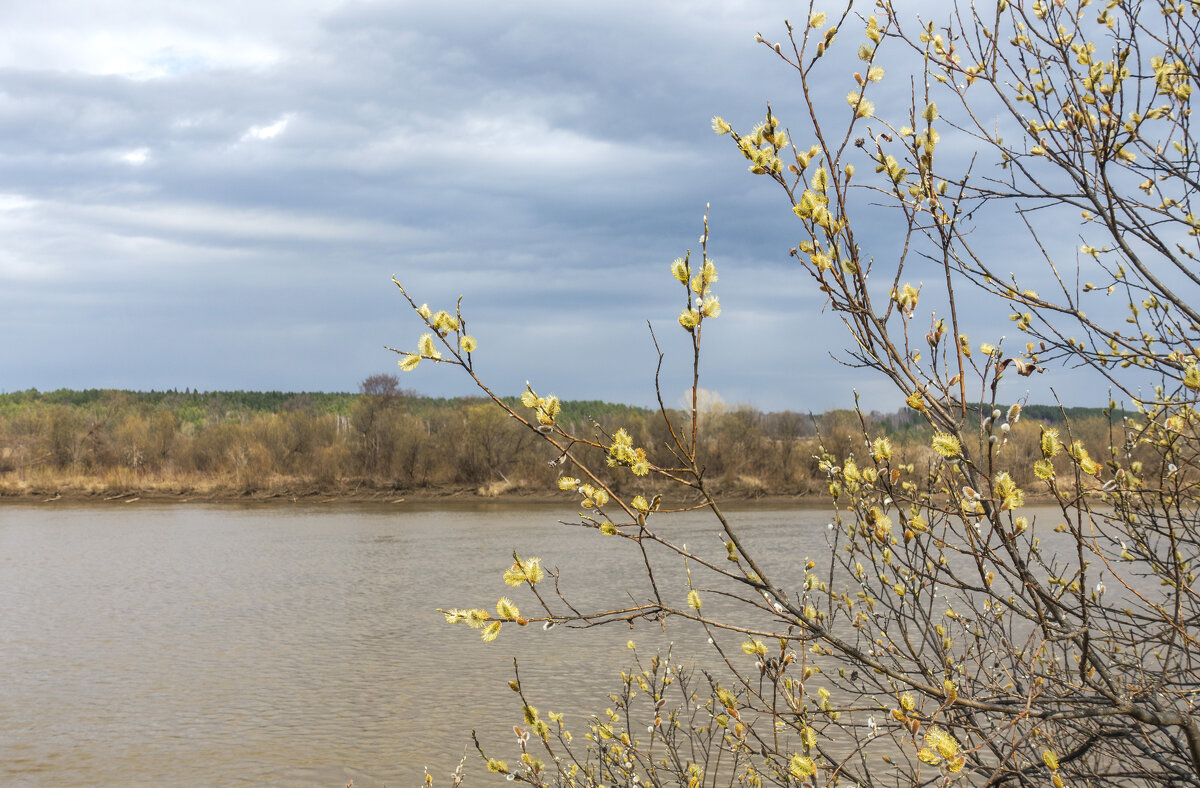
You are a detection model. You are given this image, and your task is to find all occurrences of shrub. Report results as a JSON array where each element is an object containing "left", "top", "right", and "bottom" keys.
[{"left": 401, "top": 2, "right": 1200, "bottom": 784}]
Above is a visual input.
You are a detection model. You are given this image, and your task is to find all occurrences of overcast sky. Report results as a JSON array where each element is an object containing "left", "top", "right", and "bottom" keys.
[{"left": 0, "top": 0, "right": 1125, "bottom": 412}]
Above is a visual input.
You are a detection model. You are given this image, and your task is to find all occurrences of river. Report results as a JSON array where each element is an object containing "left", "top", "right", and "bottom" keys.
[{"left": 0, "top": 502, "right": 840, "bottom": 786}]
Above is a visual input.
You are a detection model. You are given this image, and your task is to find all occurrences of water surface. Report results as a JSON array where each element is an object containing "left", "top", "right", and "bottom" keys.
[{"left": 0, "top": 502, "right": 834, "bottom": 786}]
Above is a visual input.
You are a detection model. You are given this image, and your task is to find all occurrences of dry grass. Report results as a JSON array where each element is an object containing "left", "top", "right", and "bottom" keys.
[{"left": 477, "top": 478, "right": 517, "bottom": 497}]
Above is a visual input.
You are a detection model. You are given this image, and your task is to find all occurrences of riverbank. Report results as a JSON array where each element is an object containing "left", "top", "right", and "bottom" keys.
[
  {"left": 1, "top": 388, "right": 1115, "bottom": 513},
  {"left": 0, "top": 475, "right": 822, "bottom": 506}
]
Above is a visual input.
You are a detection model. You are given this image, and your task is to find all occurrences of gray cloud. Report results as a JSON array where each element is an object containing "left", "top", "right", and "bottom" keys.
[{"left": 0, "top": 1, "right": 1126, "bottom": 412}]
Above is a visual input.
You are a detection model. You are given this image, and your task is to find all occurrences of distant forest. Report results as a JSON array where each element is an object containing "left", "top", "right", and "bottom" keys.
[{"left": 0, "top": 376, "right": 1123, "bottom": 500}]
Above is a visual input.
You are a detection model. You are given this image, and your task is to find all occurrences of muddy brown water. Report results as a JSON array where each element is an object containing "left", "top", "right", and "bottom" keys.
[
  {"left": 1, "top": 502, "right": 1087, "bottom": 786},
  {"left": 0, "top": 503, "right": 857, "bottom": 786}
]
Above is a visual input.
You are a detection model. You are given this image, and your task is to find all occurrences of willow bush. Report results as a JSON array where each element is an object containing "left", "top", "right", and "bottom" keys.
[{"left": 397, "top": 1, "right": 1200, "bottom": 784}]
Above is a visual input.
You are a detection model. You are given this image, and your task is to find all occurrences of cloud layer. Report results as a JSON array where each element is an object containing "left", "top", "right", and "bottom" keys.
[{"left": 0, "top": 1, "right": 1120, "bottom": 411}]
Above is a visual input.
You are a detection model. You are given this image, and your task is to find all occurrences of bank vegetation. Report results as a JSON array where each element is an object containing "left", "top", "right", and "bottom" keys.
[{"left": 0, "top": 378, "right": 1120, "bottom": 502}]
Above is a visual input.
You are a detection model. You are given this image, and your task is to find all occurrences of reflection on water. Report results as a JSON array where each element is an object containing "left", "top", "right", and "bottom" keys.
[{"left": 0, "top": 503, "right": 834, "bottom": 786}]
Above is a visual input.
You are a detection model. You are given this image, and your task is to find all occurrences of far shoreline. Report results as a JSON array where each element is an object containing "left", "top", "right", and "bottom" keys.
[
  {"left": 0, "top": 482, "right": 1070, "bottom": 509},
  {"left": 0, "top": 484, "right": 829, "bottom": 508}
]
